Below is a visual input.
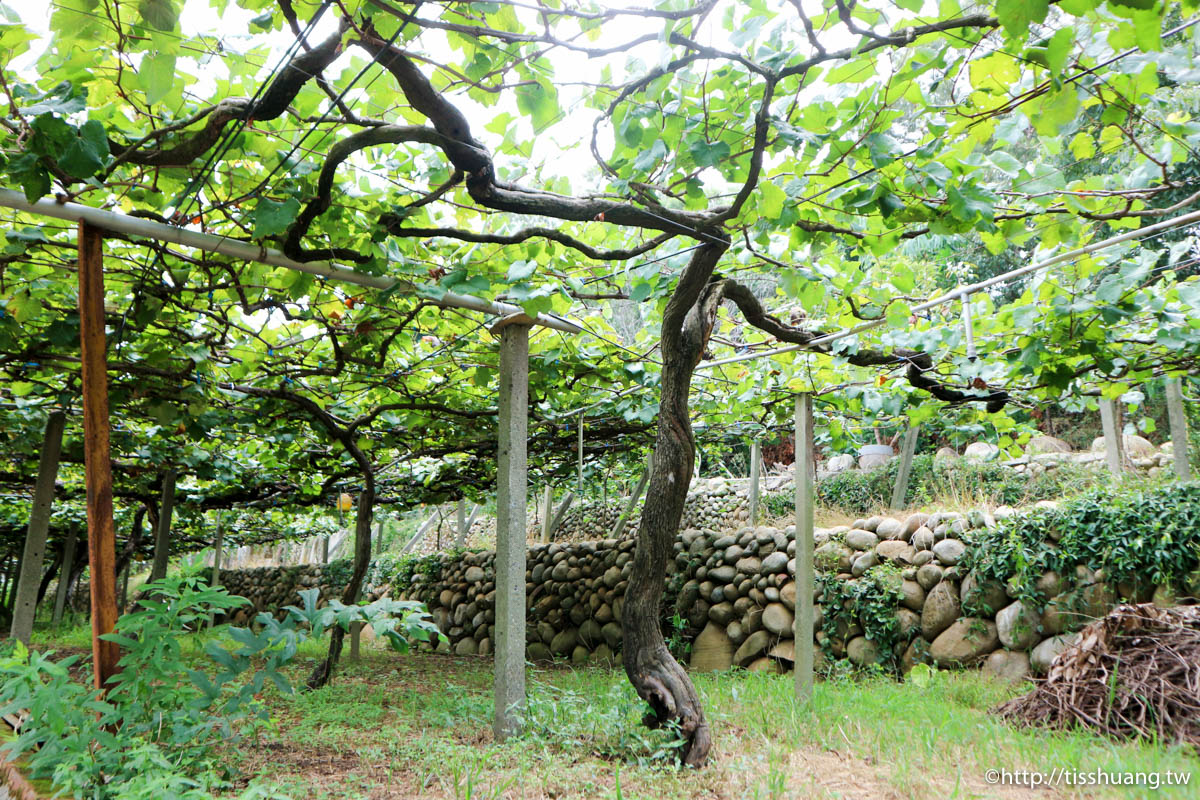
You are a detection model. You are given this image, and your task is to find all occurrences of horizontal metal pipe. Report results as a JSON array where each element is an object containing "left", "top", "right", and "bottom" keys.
[{"left": 0, "top": 189, "right": 581, "bottom": 333}]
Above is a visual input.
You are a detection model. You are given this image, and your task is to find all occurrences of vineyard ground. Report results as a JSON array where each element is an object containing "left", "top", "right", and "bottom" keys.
[{"left": 34, "top": 627, "right": 1197, "bottom": 799}]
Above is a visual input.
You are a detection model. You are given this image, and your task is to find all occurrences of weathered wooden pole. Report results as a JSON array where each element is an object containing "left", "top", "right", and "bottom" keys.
[
  {"left": 889, "top": 425, "right": 921, "bottom": 510},
  {"left": 794, "top": 393, "right": 815, "bottom": 704},
  {"left": 77, "top": 221, "right": 120, "bottom": 691},
  {"left": 1166, "top": 378, "right": 1191, "bottom": 481},
  {"left": 11, "top": 411, "right": 66, "bottom": 644},
  {"left": 149, "top": 469, "right": 177, "bottom": 582},
  {"left": 494, "top": 318, "right": 530, "bottom": 741},
  {"left": 52, "top": 528, "right": 77, "bottom": 625},
  {"left": 748, "top": 440, "right": 762, "bottom": 526},
  {"left": 1099, "top": 396, "right": 1125, "bottom": 476}
]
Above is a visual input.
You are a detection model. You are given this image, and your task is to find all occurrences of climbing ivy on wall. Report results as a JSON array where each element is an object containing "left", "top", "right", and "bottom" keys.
[
  {"left": 817, "top": 565, "right": 904, "bottom": 675},
  {"left": 961, "top": 482, "right": 1200, "bottom": 605}
]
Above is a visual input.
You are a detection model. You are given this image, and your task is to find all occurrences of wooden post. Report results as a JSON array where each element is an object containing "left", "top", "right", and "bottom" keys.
[
  {"left": 1166, "top": 378, "right": 1191, "bottom": 481},
  {"left": 889, "top": 425, "right": 921, "bottom": 510},
  {"left": 540, "top": 485, "right": 553, "bottom": 543},
  {"left": 610, "top": 452, "right": 653, "bottom": 538},
  {"left": 494, "top": 319, "right": 530, "bottom": 741},
  {"left": 748, "top": 440, "right": 762, "bottom": 526},
  {"left": 11, "top": 411, "right": 66, "bottom": 644},
  {"left": 149, "top": 469, "right": 176, "bottom": 582},
  {"left": 1099, "top": 396, "right": 1125, "bottom": 476},
  {"left": 52, "top": 528, "right": 77, "bottom": 625},
  {"left": 78, "top": 221, "right": 119, "bottom": 691},
  {"left": 794, "top": 394, "right": 815, "bottom": 704}
]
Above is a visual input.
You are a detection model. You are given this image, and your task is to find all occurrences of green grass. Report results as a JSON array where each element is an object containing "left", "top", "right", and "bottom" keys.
[
  {"left": 234, "top": 647, "right": 1198, "bottom": 798},
  {"left": 21, "top": 627, "right": 1200, "bottom": 798}
]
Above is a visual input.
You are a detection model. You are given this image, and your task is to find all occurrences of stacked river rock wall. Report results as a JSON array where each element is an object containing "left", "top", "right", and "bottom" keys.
[
  {"left": 211, "top": 502, "right": 1177, "bottom": 684},
  {"left": 527, "top": 477, "right": 771, "bottom": 544},
  {"left": 212, "top": 563, "right": 387, "bottom": 624},
  {"left": 392, "top": 512, "right": 1017, "bottom": 674}
]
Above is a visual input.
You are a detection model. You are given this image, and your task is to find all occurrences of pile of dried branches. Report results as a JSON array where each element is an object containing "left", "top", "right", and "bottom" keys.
[{"left": 995, "top": 603, "right": 1200, "bottom": 750}]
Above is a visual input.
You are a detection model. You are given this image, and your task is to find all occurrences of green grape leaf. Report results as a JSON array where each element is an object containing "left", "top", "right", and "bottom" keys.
[{"left": 251, "top": 197, "right": 300, "bottom": 239}]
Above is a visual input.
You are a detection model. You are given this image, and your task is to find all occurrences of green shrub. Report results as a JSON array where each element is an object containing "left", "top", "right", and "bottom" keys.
[
  {"left": 763, "top": 491, "right": 792, "bottom": 519},
  {"left": 960, "top": 482, "right": 1200, "bottom": 606},
  {"left": 365, "top": 550, "right": 453, "bottom": 591},
  {"left": 816, "top": 454, "right": 1104, "bottom": 514},
  {"left": 0, "top": 576, "right": 440, "bottom": 799}
]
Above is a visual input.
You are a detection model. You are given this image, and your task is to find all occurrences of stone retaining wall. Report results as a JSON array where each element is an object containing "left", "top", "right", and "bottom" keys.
[
  {"left": 212, "top": 564, "right": 386, "bottom": 624},
  {"left": 211, "top": 503, "right": 1188, "bottom": 684},
  {"left": 539, "top": 479, "right": 762, "bottom": 543}
]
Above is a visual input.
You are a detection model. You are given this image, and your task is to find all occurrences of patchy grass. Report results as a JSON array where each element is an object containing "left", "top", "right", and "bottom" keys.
[
  {"left": 198, "top": 641, "right": 1197, "bottom": 799},
  {"left": 22, "top": 624, "right": 1199, "bottom": 798}
]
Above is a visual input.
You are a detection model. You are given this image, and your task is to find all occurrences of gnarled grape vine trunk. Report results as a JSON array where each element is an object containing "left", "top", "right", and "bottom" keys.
[
  {"left": 308, "top": 477, "right": 375, "bottom": 690},
  {"left": 622, "top": 238, "right": 728, "bottom": 767}
]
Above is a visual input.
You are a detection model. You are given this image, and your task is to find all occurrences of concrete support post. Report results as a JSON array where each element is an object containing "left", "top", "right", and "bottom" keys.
[
  {"left": 149, "top": 470, "right": 177, "bottom": 582},
  {"left": 119, "top": 561, "right": 130, "bottom": 613},
  {"left": 749, "top": 441, "right": 762, "bottom": 526},
  {"left": 494, "top": 320, "right": 530, "bottom": 741},
  {"left": 11, "top": 411, "right": 66, "bottom": 644},
  {"left": 610, "top": 452, "right": 653, "bottom": 538},
  {"left": 1166, "top": 378, "right": 1191, "bottom": 481},
  {"left": 794, "top": 394, "right": 815, "bottom": 704},
  {"left": 52, "top": 528, "right": 77, "bottom": 625},
  {"left": 890, "top": 425, "right": 921, "bottom": 510},
  {"left": 1099, "top": 396, "right": 1125, "bottom": 476},
  {"left": 547, "top": 492, "right": 574, "bottom": 540},
  {"left": 456, "top": 500, "right": 467, "bottom": 546},
  {"left": 455, "top": 504, "right": 481, "bottom": 549},
  {"left": 401, "top": 510, "right": 440, "bottom": 555},
  {"left": 209, "top": 513, "right": 223, "bottom": 629},
  {"left": 577, "top": 414, "right": 584, "bottom": 493},
  {"left": 540, "top": 485, "right": 553, "bottom": 543}
]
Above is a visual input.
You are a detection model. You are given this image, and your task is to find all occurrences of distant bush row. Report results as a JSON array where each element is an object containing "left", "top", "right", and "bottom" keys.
[{"left": 813, "top": 454, "right": 1107, "bottom": 515}]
